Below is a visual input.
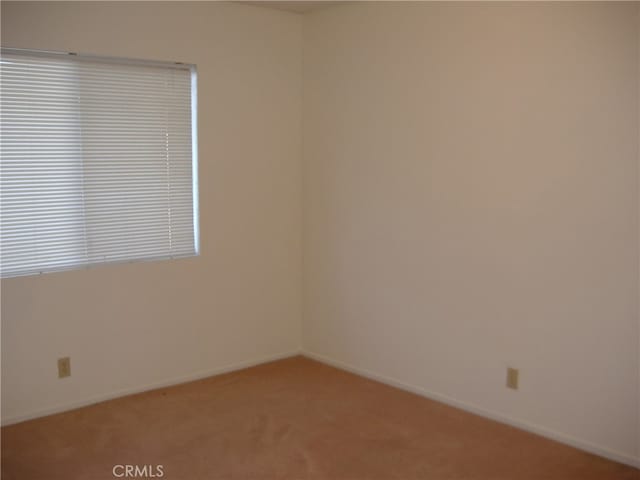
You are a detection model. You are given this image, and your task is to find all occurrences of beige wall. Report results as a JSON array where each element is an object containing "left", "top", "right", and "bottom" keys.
[
  {"left": 1, "top": 1, "right": 302, "bottom": 423},
  {"left": 302, "top": 2, "right": 639, "bottom": 464}
]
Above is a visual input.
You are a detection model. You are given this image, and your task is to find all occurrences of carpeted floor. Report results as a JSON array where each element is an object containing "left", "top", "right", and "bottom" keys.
[{"left": 1, "top": 356, "right": 638, "bottom": 480}]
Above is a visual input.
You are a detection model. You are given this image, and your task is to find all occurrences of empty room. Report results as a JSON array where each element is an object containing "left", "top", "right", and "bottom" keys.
[{"left": 1, "top": 1, "right": 639, "bottom": 479}]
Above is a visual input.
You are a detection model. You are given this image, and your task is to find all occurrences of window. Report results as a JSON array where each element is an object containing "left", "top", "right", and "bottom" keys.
[{"left": 0, "top": 48, "right": 199, "bottom": 278}]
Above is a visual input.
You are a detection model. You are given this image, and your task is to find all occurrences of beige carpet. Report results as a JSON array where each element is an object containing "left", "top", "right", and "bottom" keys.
[{"left": 2, "top": 356, "right": 638, "bottom": 479}]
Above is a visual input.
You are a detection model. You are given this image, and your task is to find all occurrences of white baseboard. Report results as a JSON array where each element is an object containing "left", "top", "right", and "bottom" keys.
[
  {"left": 302, "top": 349, "right": 640, "bottom": 470},
  {"left": 3, "top": 348, "right": 638, "bottom": 469},
  {"left": 1, "top": 349, "right": 301, "bottom": 427}
]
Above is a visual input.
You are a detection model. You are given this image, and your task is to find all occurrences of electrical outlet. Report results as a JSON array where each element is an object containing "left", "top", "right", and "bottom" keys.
[
  {"left": 506, "top": 367, "right": 519, "bottom": 390},
  {"left": 58, "top": 357, "right": 71, "bottom": 379}
]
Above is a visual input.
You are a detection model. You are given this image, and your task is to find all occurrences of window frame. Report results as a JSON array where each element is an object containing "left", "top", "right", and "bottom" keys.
[{"left": 0, "top": 47, "right": 200, "bottom": 278}]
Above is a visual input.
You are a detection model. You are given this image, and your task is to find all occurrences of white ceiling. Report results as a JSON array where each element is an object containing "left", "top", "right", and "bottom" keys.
[{"left": 241, "top": 1, "right": 344, "bottom": 14}]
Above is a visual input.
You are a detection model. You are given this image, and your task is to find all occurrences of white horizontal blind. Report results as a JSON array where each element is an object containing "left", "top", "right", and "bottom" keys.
[{"left": 1, "top": 49, "right": 199, "bottom": 278}]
